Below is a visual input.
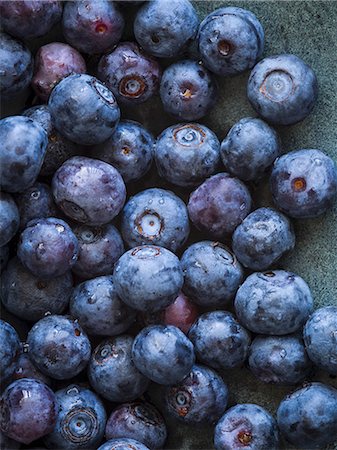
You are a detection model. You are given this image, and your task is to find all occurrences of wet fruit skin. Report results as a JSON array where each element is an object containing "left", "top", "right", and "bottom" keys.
[
  {"left": 198, "top": 7, "right": 264, "bottom": 76},
  {"left": 303, "top": 306, "right": 337, "bottom": 375},
  {"left": 133, "top": 0, "right": 199, "bottom": 58},
  {"left": 0, "top": 192, "right": 20, "bottom": 247},
  {"left": 0, "top": 378, "right": 57, "bottom": 445},
  {"left": 188, "top": 311, "right": 251, "bottom": 370},
  {"left": 160, "top": 60, "right": 218, "bottom": 121},
  {"left": 270, "top": 149, "right": 337, "bottom": 218},
  {"left": 1, "top": 257, "right": 73, "bottom": 322},
  {"left": 187, "top": 173, "right": 252, "bottom": 238},
  {"left": 220, "top": 117, "right": 280, "bottom": 181},
  {"left": 69, "top": 275, "right": 136, "bottom": 336},
  {"left": 234, "top": 270, "right": 314, "bottom": 335},
  {"left": 27, "top": 315, "right": 91, "bottom": 380},
  {"left": 181, "top": 241, "right": 244, "bottom": 308},
  {"left": 248, "top": 334, "right": 313, "bottom": 385},
  {"left": 43, "top": 384, "right": 107, "bottom": 450},
  {"left": 121, "top": 188, "right": 190, "bottom": 253},
  {"left": 97, "top": 42, "right": 162, "bottom": 106},
  {"left": 277, "top": 382, "right": 337, "bottom": 449},
  {"left": 247, "top": 54, "right": 318, "bottom": 125},
  {"left": 98, "top": 437, "right": 150, "bottom": 450},
  {"left": 62, "top": 0, "right": 124, "bottom": 55},
  {"left": 154, "top": 122, "right": 221, "bottom": 187},
  {"left": 232, "top": 207, "right": 295, "bottom": 271},
  {"left": 214, "top": 403, "right": 280, "bottom": 450},
  {"left": 132, "top": 325, "right": 195, "bottom": 385},
  {"left": 164, "top": 364, "right": 229, "bottom": 424},
  {"left": 88, "top": 335, "right": 150, "bottom": 403},
  {"left": 105, "top": 401, "right": 167, "bottom": 449},
  {"left": 0, "top": 320, "right": 20, "bottom": 385},
  {"left": 32, "top": 42, "right": 87, "bottom": 102}
]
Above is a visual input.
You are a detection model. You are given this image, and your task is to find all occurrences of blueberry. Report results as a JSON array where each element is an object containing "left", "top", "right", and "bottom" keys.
[
  {"left": 11, "top": 344, "right": 51, "bottom": 386},
  {"left": 220, "top": 117, "right": 280, "bottom": 181},
  {"left": 154, "top": 123, "right": 221, "bottom": 187},
  {"left": 132, "top": 325, "right": 195, "bottom": 385},
  {"left": 0, "top": 32, "right": 33, "bottom": 98},
  {"left": 113, "top": 245, "right": 183, "bottom": 312},
  {"left": 70, "top": 276, "right": 136, "bottom": 336},
  {"left": 52, "top": 156, "right": 126, "bottom": 226},
  {"left": 91, "top": 120, "right": 154, "bottom": 184},
  {"left": 27, "top": 315, "right": 91, "bottom": 380},
  {"left": 160, "top": 60, "right": 217, "bottom": 121},
  {"left": 0, "top": 192, "right": 19, "bottom": 247},
  {"left": 234, "top": 270, "right": 314, "bottom": 335},
  {"left": 72, "top": 223, "right": 125, "bottom": 280},
  {"left": 248, "top": 334, "right": 313, "bottom": 385},
  {"left": 270, "top": 149, "right": 337, "bottom": 218},
  {"left": 88, "top": 335, "right": 149, "bottom": 402},
  {"left": 165, "top": 364, "right": 228, "bottom": 424},
  {"left": 0, "top": 430, "right": 21, "bottom": 450},
  {"left": 0, "top": 116, "right": 47, "bottom": 193},
  {"left": 97, "top": 42, "right": 162, "bottom": 106},
  {"left": 247, "top": 54, "right": 318, "bottom": 125},
  {"left": 198, "top": 7, "right": 264, "bottom": 76},
  {"left": 214, "top": 404, "right": 279, "bottom": 450},
  {"left": 62, "top": 0, "right": 124, "bottom": 55},
  {"left": 0, "top": 320, "right": 20, "bottom": 385},
  {"left": 188, "top": 173, "right": 252, "bottom": 238},
  {"left": 98, "top": 438, "right": 150, "bottom": 450},
  {"left": 277, "top": 382, "right": 337, "bottom": 449},
  {"left": 303, "top": 306, "right": 337, "bottom": 375},
  {"left": 188, "top": 311, "right": 251, "bottom": 370},
  {"left": 1, "top": 257, "right": 73, "bottom": 321},
  {"left": 121, "top": 188, "right": 189, "bottom": 252},
  {"left": 181, "top": 241, "right": 244, "bottom": 307},
  {"left": 134, "top": 0, "right": 198, "bottom": 58},
  {"left": 0, "top": 245, "right": 9, "bottom": 273},
  {"left": 17, "top": 217, "right": 78, "bottom": 279},
  {"left": 44, "top": 385, "right": 106, "bottom": 450},
  {"left": 105, "top": 402, "right": 167, "bottom": 449},
  {"left": 48, "top": 74, "right": 120, "bottom": 146},
  {"left": 162, "top": 292, "right": 199, "bottom": 334},
  {"left": 0, "top": 379, "right": 57, "bottom": 445},
  {"left": 32, "top": 43, "right": 86, "bottom": 102},
  {"left": 232, "top": 207, "right": 295, "bottom": 271}
]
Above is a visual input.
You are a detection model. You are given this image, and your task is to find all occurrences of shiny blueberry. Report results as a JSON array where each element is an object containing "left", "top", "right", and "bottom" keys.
[
  {"left": 0, "top": 192, "right": 19, "bottom": 247},
  {"left": 234, "top": 270, "right": 314, "bottom": 335},
  {"left": 0, "top": 320, "right": 20, "bottom": 385},
  {"left": 270, "top": 149, "right": 337, "bottom": 218},
  {"left": 98, "top": 438, "right": 150, "bottom": 450}
]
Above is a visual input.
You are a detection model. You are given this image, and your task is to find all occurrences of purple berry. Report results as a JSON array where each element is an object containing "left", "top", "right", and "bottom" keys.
[
  {"left": 0, "top": 320, "right": 20, "bottom": 385},
  {"left": 0, "top": 192, "right": 19, "bottom": 247}
]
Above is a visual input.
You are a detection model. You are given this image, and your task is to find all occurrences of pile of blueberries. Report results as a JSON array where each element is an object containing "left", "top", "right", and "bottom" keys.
[{"left": 1, "top": 1, "right": 337, "bottom": 449}]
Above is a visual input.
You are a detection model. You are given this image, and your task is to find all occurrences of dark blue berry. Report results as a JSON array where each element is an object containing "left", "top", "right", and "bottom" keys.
[
  {"left": 0, "top": 320, "right": 20, "bottom": 385},
  {"left": 98, "top": 438, "right": 150, "bottom": 450},
  {"left": 12, "top": 345, "right": 51, "bottom": 386},
  {"left": 0, "top": 193, "right": 19, "bottom": 247}
]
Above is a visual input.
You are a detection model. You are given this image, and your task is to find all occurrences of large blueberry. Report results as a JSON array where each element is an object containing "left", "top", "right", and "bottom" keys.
[
  {"left": 121, "top": 188, "right": 190, "bottom": 252},
  {"left": 0, "top": 193, "right": 19, "bottom": 247},
  {"left": 181, "top": 241, "right": 244, "bottom": 307},
  {"left": 155, "top": 123, "right": 220, "bottom": 187},
  {"left": 0, "top": 320, "right": 20, "bottom": 385},
  {"left": 232, "top": 207, "right": 295, "bottom": 271},
  {"left": 52, "top": 156, "right": 126, "bottom": 226},
  {"left": 270, "top": 149, "right": 337, "bottom": 218},
  {"left": 91, "top": 120, "right": 154, "bottom": 183},
  {"left": 17, "top": 217, "right": 78, "bottom": 279},
  {"left": 277, "top": 383, "right": 337, "bottom": 449},
  {"left": 220, "top": 117, "right": 280, "bottom": 181},
  {"left": 188, "top": 173, "right": 252, "bottom": 238},
  {"left": 132, "top": 325, "right": 195, "bottom": 385},
  {"left": 48, "top": 74, "right": 120, "bottom": 145},
  {"left": 247, "top": 54, "right": 318, "bottom": 125},
  {"left": 44, "top": 385, "right": 106, "bottom": 450},
  {"left": 1, "top": 258, "right": 73, "bottom": 322},
  {"left": 0, "top": 116, "right": 47, "bottom": 193},
  {"left": 160, "top": 60, "right": 217, "bottom": 121},
  {"left": 188, "top": 311, "right": 251, "bottom": 370},
  {"left": 134, "top": 0, "right": 198, "bottom": 58},
  {"left": 234, "top": 270, "right": 314, "bottom": 335},
  {"left": 105, "top": 402, "right": 167, "bottom": 449},
  {"left": 113, "top": 245, "right": 183, "bottom": 312},
  {"left": 27, "top": 315, "right": 91, "bottom": 380},
  {"left": 165, "top": 364, "right": 228, "bottom": 424},
  {"left": 198, "top": 7, "right": 264, "bottom": 76},
  {"left": 88, "top": 335, "right": 149, "bottom": 403},
  {"left": 303, "top": 306, "right": 337, "bottom": 375},
  {"left": 214, "top": 404, "right": 279, "bottom": 450},
  {"left": 98, "top": 438, "right": 150, "bottom": 450}
]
